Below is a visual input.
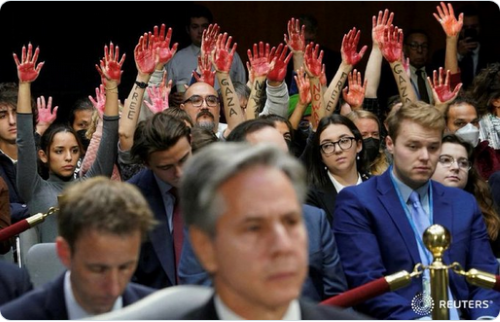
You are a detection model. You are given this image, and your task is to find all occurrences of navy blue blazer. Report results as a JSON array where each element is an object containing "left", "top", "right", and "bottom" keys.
[
  {"left": 0, "top": 261, "right": 32, "bottom": 306},
  {"left": 333, "top": 170, "right": 500, "bottom": 319},
  {"left": 128, "top": 168, "right": 177, "bottom": 289},
  {"left": 178, "top": 204, "right": 347, "bottom": 302},
  {"left": 181, "top": 296, "right": 363, "bottom": 320},
  {"left": 0, "top": 272, "right": 154, "bottom": 320}
]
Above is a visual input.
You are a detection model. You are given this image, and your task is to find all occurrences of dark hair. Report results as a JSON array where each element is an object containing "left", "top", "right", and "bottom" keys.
[
  {"left": 404, "top": 29, "right": 430, "bottom": 45},
  {"left": 131, "top": 113, "right": 191, "bottom": 164},
  {"left": 306, "top": 114, "right": 367, "bottom": 186},
  {"left": 444, "top": 94, "right": 479, "bottom": 123},
  {"left": 0, "top": 82, "right": 38, "bottom": 129},
  {"left": 467, "top": 63, "right": 500, "bottom": 117},
  {"left": 191, "top": 126, "right": 218, "bottom": 153},
  {"left": 58, "top": 177, "right": 156, "bottom": 251},
  {"left": 226, "top": 118, "right": 276, "bottom": 142},
  {"left": 186, "top": 4, "right": 213, "bottom": 26},
  {"left": 162, "top": 107, "right": 194, "bottom": 127},
  {"left": 259, "top": 114, "right": 294, "bottom": 143},
  {"left": 38, "top": 123, "right": 83, "bottom": 178},
  {"left": 298, "top": 14, "right": 319, "bottom": 35},
  {"left": 68, "top": 97, "right": 94, "bottom": 128},
  {"left": 442, "top": 134, "right": 500, "bottom": 241}
]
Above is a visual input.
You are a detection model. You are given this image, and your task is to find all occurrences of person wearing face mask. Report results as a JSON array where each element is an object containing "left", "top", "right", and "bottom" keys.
[
  {"left": 444, "top": 95, "right": 500, "bottom": 180},
  {"left": 431, "top": 134, "right": 500, "bottom": 257},
  {"left": 346, "top": 110, "right": 390, "bottom": 176}
]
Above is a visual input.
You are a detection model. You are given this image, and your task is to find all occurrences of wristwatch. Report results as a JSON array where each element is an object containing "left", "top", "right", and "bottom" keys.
[{"left": 135, "top": 81, "right": 148, "bottom": 89}]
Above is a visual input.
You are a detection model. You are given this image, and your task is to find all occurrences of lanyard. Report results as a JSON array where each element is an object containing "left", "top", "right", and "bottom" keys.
[{"left": 389, "top": 166, "right": 434, "bottom": 266}]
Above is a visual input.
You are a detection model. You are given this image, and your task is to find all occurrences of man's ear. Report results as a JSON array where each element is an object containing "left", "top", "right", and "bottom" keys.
[
  {"left": 38, "top": 150, "right": 48, "bottom": 164},
  {"left": 56, "top": 236, "right": 72, "bottom": 269},
  {"left": 189, "top": 227, "right": 217, "bottom": 274},
  {"left": 386, "top": 135, "right": 394, "bottom": 155}
]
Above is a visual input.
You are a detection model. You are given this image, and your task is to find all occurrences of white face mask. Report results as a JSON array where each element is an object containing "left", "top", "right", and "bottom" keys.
[{"left": 455, "top": 123, "right": 480, "bottom": 148}]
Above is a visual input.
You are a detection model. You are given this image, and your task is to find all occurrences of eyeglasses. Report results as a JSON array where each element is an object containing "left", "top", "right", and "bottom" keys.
[
  {"left": 320, "top": 137, "right": 356, "bottom": 154},
  {"left": 406, "top": 43, "right": 429, "bottom": 51},
  {"left": 438, "top": 155, "right": 471, "bottom": 171},
  {"left": 183, "top": 95, "right": 219, "bottom": 108}
]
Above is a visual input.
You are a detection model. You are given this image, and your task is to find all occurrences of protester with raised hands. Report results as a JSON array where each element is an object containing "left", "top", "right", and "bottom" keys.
[
  {"left": 14, "top": 42, "right": 120, "bottom": 244},
  {"left": 304, "top": 43, "right": 324, "bottom": 130},
  {"left": 379, "top": 25, "right": 418, "bottom": 104},
  {"left": 340, "top": 69, "right": 368, "bottom": 115},
  {"left": 323, "top": 27, "right": 367, "bottom": 117},
  {"left": 245, "top": 41, "right": 273, "bottom": 120}
]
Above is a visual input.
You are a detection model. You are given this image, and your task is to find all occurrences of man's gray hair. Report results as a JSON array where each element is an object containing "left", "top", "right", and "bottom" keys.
[{"left": 180, "top": 142, "right": 306, "bottom": 236}]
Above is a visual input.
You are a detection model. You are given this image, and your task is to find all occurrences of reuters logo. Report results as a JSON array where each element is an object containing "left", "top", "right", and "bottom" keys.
[{"left": 411, "top": 293, "right": 434, "bottom": 316}]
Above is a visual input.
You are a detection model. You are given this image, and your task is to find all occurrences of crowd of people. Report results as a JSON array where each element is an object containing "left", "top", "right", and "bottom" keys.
[{"left": 0, "top": 2, "right": 500, "bottom": 320}]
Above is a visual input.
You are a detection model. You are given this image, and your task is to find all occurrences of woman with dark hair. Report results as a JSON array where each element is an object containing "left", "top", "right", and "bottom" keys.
[
  {"left": 304, "top": 114, "right": 369, "bottom": 226},
  {"left": 432, "top": 134, "right": 500, "bottom": 257},
  {"left": 14, "top": 43, "right": 120, "bottom": 244}
]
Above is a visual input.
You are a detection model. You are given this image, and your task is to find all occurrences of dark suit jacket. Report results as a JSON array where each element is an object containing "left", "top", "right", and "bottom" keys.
[
  {"left": 128, "top": 168, "right": 177, "bottom": 289},
  {"left": 178, "top": 204, "right": 347, "bottom": 302},
  {"left": 0, "top": 153, "right": 30, "bottom": 223},
  {"left": 333, "top": 170, "right": 500, "bottom": 319},
  {"left": 0, "top": 273, "right": 154, "bottom": 320},
  {"left": 181, "top": 296, "right": 364, "bottom": 320},
  {"left": 306, "top": 176, "right": 370, "bottom": 227},
  {"left": 0, "top": 261, "right": 32, "bottom": 306}
]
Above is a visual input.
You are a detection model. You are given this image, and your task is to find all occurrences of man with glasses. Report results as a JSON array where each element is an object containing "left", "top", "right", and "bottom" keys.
[
  {"left": 403, "top": 30, "right": 433, "bottom": 104},
  {"left": 333, "top": 102, "right": 500, "bottom": 319}
]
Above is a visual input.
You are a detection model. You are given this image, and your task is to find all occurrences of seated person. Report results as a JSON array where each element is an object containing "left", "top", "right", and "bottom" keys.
[{"left": 0, "top": 177, "right": 156, "bottom": 319}]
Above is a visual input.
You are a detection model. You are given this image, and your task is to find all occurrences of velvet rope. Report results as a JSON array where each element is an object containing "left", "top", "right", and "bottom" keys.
[
  {"left": 321, "top": 276, "right": 391, "bottom": 308},
  {"left": 0, "top": 220, "right": 30, "bottom": 241}
]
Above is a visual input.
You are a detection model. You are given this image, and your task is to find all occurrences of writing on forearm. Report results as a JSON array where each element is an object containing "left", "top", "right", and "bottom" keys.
[
  {"left": 326, "top": 72, "right": 348, "bottom": 112},
  {"left": 392, "top": 62, "right": 411, "bottom": 103},
  {"left": 127, "top": 91, "right": 140, "bottom": 120},
  {"left": 251, "top": 79, "right": 265, "bottom": 105},
  {"left": 221, "top": 77, "right": 238, "bottom": 117},
  {"left": 312, "top": 81, "right": 323, "bottom": 128}
]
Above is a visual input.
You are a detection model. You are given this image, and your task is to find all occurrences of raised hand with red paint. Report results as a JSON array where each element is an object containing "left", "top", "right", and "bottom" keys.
[
  {"left": 341, "top": 28, "right": 368, "bottom": 66},
  {"left": 135, "top": 33, "right": 158, "bottom": 75},
  {"left": 379, "top": 25, "right": 403, "bottom": 63},
  {"left": 372, "top": 9, "right": 394, "bottom": 46},
  {"left": 342, "top": 69, "right": 368, "bottom": 109},
  {"left": 37, "top": 96, "right": 58, "bottom": 125},
  {"left": 212, "top": 33, "right": 237, "bottom": 73},
  {"left": 304, "top": 43, "right": 324, "bottom": 78},
  {"left": 201, "top": 23, "right": 220, "bottom": 58},
  {"left": 294, "top": 67, "right": 312, "bottom": 105},
  {"left": 13, "top": 43, "right": 44, "bottom": 83},
  {"left": 96, "top": 42, "right": 126, "bottom": 85},
  {"left": 152, "top": 24, "right": 178, "bottom": 66},
  {"left": 427, "top": 67, "right": 462, "bottom": 105},
  {"left": 247, "top": 42, "right": 273, "bottom": 77},
  {"left": 268, "top": 43, "right": 293, "bottom": 83},
  {"left": 145, "top": 78, "right": 172, "bottom": 114},
  {"left": 433, "top": 2, "right": 463, "bottom": 37},
  {"left": 88, "top": 84, "right": 106, "bottom": 118},
  {"left": 193, "top": 54, "right": 216, "bottom": 87},
  {"left": 284, "top": 18, "right": 306, "bottom": 53}
]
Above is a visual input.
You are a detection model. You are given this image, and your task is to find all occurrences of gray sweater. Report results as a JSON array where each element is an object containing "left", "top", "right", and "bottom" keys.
[{"left": 16, "top": 113, "right": 119, "bottom": 243}]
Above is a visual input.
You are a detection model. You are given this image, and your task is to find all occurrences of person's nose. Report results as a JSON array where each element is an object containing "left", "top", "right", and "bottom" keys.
[
  {"left": 8, "top": 111, "right": 15, "bottom": 125},
  {"left": 65, "top": 150, "right": 73, "bottom": 162},
  {"left": 449, "top": 159, "right": 460, "bottom": 171},
  {"left": 269, "top": 223, "right": 294, "bottom": 253},
  {"left": 173, "top": 164, "right": 183, "bottom": 178},
  {"left": 103, "top": 269, "right": 122, "bottom": 298}
]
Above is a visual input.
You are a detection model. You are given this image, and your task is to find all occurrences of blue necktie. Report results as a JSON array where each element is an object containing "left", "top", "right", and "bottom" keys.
[{"left": 409, "top": 191, "right": 460, "bottom": 319}]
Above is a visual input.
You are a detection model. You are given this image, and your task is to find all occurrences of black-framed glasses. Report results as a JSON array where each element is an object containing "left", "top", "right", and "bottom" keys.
[
  {"left": 406, "top": 43, "right": 429, "bottom": 51},
  {"left": 183, "top": 95, "right": 219, "bottom": 107},
  {"left": 438, "top": 155, "right": 471, "bottom": 171},
  {"left": 320, "top": 137, "right": 356, "bottom": 154}
]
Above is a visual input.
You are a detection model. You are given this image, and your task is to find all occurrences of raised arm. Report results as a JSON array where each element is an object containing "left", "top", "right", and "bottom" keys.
[
  {"left": 289, "top": 67, "right": 312, "bottom": 130},
  {"left": 35, "top": 96, "right": 58, "bottom": 136},
  {"left": 303, "top": 43, "right": 324, "bottom": 130},
  {"left": 119, "top": 33, "right": 159, "bottom": 151},
  {"left": 212, "top": 32, "right": 244, "bottom": 135},
  {"left": 13, "top": 43, "right": 45, "bottom": 203},
  {"left": 324, "top": 28, "right": 367, "bottom": 116},
  {"left": 246, "top": 42, "right": 273, "bottom": 120},
  {"left": 427, "top": 68, "right": 462, "bottom": 113},
  {"left": 145, "top": 72, "right": 173, "bottom": 114},
  {"left": 379, "top": 26, "right": 417, "bottom": 104},
  {"left": 284, "top": 17, "right": 306, "bottom": 75},
  {"left": 433, "top": 2, "right": 463, "bottom": 74},
  {"left": 365, "top": 9, "right": 394, "bottom": 98}
]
